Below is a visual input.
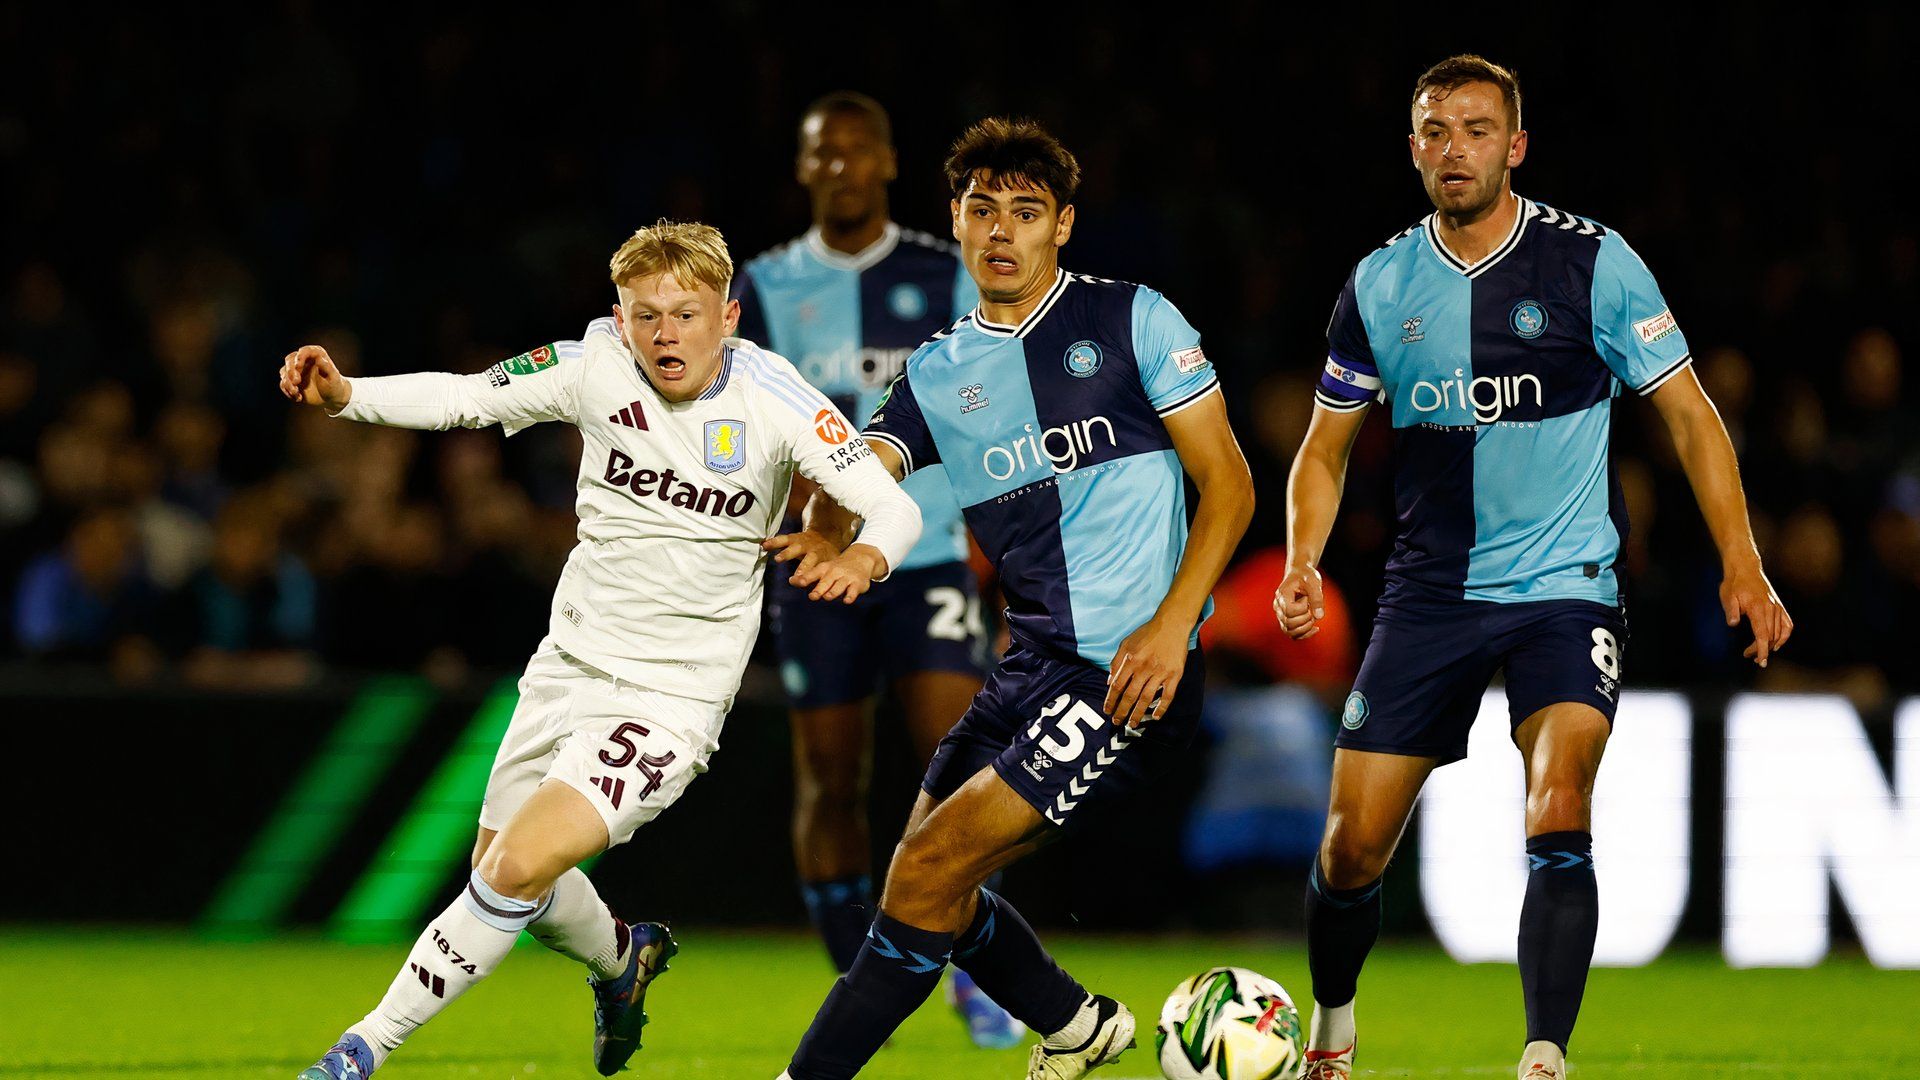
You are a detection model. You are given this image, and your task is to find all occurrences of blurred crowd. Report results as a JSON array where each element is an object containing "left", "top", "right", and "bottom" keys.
[{"left": 0, "top": 6, "right": 1913, "bottom": 704}]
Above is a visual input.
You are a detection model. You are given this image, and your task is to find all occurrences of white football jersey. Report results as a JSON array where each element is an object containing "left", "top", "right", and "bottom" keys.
[{"left": 333, "top": 319, "right": 921, "bottom": 703}]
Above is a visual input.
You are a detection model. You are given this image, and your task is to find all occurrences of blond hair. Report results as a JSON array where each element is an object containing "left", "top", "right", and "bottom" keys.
[{"left": 608, "top": 219, "right": 733, "bottom": 292}]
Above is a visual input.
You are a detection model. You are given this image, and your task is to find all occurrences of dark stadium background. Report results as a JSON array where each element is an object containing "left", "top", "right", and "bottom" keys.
[{"left": 1, "top": 5, "right": 1913, "bottom": 945}]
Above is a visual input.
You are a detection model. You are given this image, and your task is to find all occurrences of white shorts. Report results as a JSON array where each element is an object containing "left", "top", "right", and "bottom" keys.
[{"left": 479, "top": 638, "right": 728, "bottom": 848}]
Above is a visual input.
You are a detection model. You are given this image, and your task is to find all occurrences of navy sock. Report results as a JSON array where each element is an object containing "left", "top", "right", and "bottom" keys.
[
  {"left": 1519, "top": 831, "right": 1597, "bottom": 1053},
  {"left": 1304, "top": 859, "right": 1382, "bottom": 1008},
  {"left": 950, "top": 889, "right": 1086, "bottom": 1035},
  {"left": 788, "top": 913, "right": 951, "bottom": 1080},
  {"left": 799, "top": 875, "right": 872, "bottom": 973}
]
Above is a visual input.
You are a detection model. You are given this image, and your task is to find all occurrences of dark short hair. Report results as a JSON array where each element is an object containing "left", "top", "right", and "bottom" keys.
[
  {"left": 800, "top": 91, "right": 892, "bottom": 146},
  {"left": 943, "top": 117, "right": 1081, "bottom": 204},
  {"left": 1412, "top": 54, "right": 1522, "bottom": 131}
]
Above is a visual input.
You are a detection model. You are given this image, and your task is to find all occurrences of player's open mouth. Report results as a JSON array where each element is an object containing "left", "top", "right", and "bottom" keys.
[
  {"left": 656, "top": 356, "right": 686, "bottom": 379},
  {"left": 985, "top": 254, "right": 1019, "bottom": 274},
  {"left": 1441, "top": 171, "right": 1472, "bottom": 188}
]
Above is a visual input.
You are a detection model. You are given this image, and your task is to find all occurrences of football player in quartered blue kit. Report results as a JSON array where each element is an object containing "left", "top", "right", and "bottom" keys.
[
  {"left": 765, "top": 118, "right": 1254, "bottom": 1080},
  {"left": 731, "top": 91, "right": 1019, "bottom": 1048},
  {"left": 1274, "top": 56, "right": 1794, "bottom": 1080}
]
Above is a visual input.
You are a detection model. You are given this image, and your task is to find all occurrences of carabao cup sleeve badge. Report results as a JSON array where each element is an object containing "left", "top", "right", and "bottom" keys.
[{"left": 704, "top": 419, "right": 746, "bottom": 474}]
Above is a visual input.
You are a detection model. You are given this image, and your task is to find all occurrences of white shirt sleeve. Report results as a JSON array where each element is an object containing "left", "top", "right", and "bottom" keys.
[
  {"left": 332, "top": 340, "right": 585, "bottom": 435},
  {"left": 787, "top": 411, "right": 922, "bottom": 580}
]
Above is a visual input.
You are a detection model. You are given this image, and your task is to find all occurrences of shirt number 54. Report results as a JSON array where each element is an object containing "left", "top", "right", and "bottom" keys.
[{"left": 599, "top": 721, "right": 678, "bottom": 801}]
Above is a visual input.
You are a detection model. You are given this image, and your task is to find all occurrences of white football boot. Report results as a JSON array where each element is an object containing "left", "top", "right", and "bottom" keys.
[
  {"left": 1027, "top": 995, "right": 1135, "bottom": 1080},
  {"left": 1518, "top": 1040, "right": 1566, "bottom": 1078}
]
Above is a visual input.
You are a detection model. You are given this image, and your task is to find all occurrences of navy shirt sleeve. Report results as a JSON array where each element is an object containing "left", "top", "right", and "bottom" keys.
[
  {"left": 862, "top": 369, "right": 939, "bottom": 476},
  {"left": 1315, "top": 267, "right": 1381, "bottom": 412},
  {"left": 731, "top": 267, "right": 771, "bottom": 349}
]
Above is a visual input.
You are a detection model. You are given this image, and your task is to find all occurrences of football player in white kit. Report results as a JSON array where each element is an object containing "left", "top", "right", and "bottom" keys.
[{"left": 282, "top": 221, "right": 922, "bottom": 1080}]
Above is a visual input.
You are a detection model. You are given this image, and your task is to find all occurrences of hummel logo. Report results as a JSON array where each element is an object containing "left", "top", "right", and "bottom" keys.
[
  {"left": 609, "top": 401, "right": 649, "bottom": 429},
  {"left": 591, "top": 775, "right": 626, "bottom": 810}
]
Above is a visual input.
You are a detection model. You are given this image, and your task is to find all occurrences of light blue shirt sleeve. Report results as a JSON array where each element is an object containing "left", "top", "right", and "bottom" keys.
[
  {"left": 1131, "top": 286, "right": 1217, "bottom": 416},
  {"left": 1592, "top": 231, "right": 1693, "bottom": 395}
]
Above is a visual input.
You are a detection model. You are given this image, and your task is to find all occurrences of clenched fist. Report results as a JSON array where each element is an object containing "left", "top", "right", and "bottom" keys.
[
  {"left": 278, "top": 345, "right": 352, "bottom": 411},
  {"left": 1272, "top": 561, "right": 1326, "bottom": 640}
]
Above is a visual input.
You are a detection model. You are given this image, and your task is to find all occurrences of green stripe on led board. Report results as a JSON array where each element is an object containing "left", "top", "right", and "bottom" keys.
[
  {"left": 329, "top": 676, "right": 520, "bottom": 942},
  {"left": 200, "top": 676, "right": 436, "bottom": 935}
]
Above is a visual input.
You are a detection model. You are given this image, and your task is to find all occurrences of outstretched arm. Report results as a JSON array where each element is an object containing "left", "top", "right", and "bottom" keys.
[
  {"left": 1649, "top": 368, "right": 1792, "bottom": 665},
  {"left": 1103, "top": 390, "right": 1256, "bottom": 726},
  {"left": 1274, "top": 402, "right": 1368, "bottom": 641},
  {"left": 277, "top": 342, "right": 580, "bottom": 433}
]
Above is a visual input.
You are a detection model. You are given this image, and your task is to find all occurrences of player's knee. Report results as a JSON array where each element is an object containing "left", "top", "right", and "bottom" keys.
[
  {"left": 476, "top": 842, "right": 559, "bottom": 902},
  {"left": 1320, "top": 820, "right": 1394, "bottom": 888},
  {"left": 890, "top": 821, "right": 972, "bottom": 904},
  {"left": 794, "top": 750, "right": 864, "bottom": 815},
  {"left": 1525, "top": 780, "right": 1592, "bottom": 834}
]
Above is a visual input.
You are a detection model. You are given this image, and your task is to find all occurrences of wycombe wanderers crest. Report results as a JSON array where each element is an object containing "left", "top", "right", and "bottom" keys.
[
  {"left": 1510, "top": 300, "right": 1548, "bottom": 339},
  {"left": 1063, "top": 340, "right": 1103, "bottom": 378},
  {"left": 704, "top": 419, "right": 746, "bottom": 474},
  {"left": 1342, "top": 691, "right": 1369, "bottom": 730}
]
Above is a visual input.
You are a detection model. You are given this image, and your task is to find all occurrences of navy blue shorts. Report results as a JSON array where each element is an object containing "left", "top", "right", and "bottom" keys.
[
  {"left": 769, "top": 561, "right": 988, "bottom": 709},
  {"left": 1338, "top": 597, "right": 1627, "bottom": 765},
  {"left": 922, "top": 646, "right": 1206, "bottom": 830}
]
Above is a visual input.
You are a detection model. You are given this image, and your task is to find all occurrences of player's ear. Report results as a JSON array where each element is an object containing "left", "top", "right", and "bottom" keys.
[
  {"left": 950, "top": 198, "right": 962, "bottom": 241},
  {"left": 611, "top": 301, "right": 625, "bottom": 335},
  {"left": 1508, "top": 128, "right": 1528, "bottom": 168},
  {"left": 1408, "top": 131, "right": 1418, "bottom": 166},
  {"left": 721, "top": 297, "right": 740, "bottom": 337},
  {"left": 1053, "top": 203, "right": 1075, "bottom": 248},
  {"left": 883, "top": 145, "right": 898, "bottom": 184}
]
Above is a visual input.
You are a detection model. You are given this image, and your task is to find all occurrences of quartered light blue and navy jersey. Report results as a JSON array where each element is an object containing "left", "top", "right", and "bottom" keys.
[
  {"left": 865, "top": 269, "right": 1220, "bottom": 669},
  {"left": 1316, "top": 195, "right": 1693, "bottom": 608},
  {"left": 733, "top": 223, "right": 976, "bottom": 570}
]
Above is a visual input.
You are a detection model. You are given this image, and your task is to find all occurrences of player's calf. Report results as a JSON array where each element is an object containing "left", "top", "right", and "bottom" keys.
[
  {"left": 950, "top": 889, "right": 1084, "bottom": 1040},
  {"left": 947, "top": 967, "right": 1026, "bottom": 1049},
  {"left": 1517, "top": 831, "right": 1596, "bottom": 1059},
  {"left": 302, "top": 870, "right": 545, "bottom": 1077}
]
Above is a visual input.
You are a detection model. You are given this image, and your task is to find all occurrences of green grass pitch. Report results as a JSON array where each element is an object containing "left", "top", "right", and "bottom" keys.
[{"left": 4, "top": 929, "right": 1915, "bottom": 1078}]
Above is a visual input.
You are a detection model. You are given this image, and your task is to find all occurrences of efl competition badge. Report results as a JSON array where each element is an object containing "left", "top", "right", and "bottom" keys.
[
  {"left": 500, "top": 343, "right": 561, "bottom": 375},
  {"left": 704, "top": 419, "right": 746, "bottom": 474}
]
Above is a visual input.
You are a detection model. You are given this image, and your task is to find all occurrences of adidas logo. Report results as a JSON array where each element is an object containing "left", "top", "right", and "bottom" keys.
[
  {"left": 591, "top": 775, "right": 626, "bottom": 810},
  {"left": 609, "top": 401, "right": 649, "bottom": 429},
  {"left": 408, "top": 962, "right": 446, "bottom": 998}
]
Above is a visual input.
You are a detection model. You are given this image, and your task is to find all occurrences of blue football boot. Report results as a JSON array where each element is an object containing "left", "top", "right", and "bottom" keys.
[
  {"left": 592, "top": 920, "right": 679, "bottom": 1075},
  {"left": 949, "top": 968, "right": 1027, "bottom": 1049},
  {"left": 296, "top": 1033, "right": 376, "bottom": 1079}
]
